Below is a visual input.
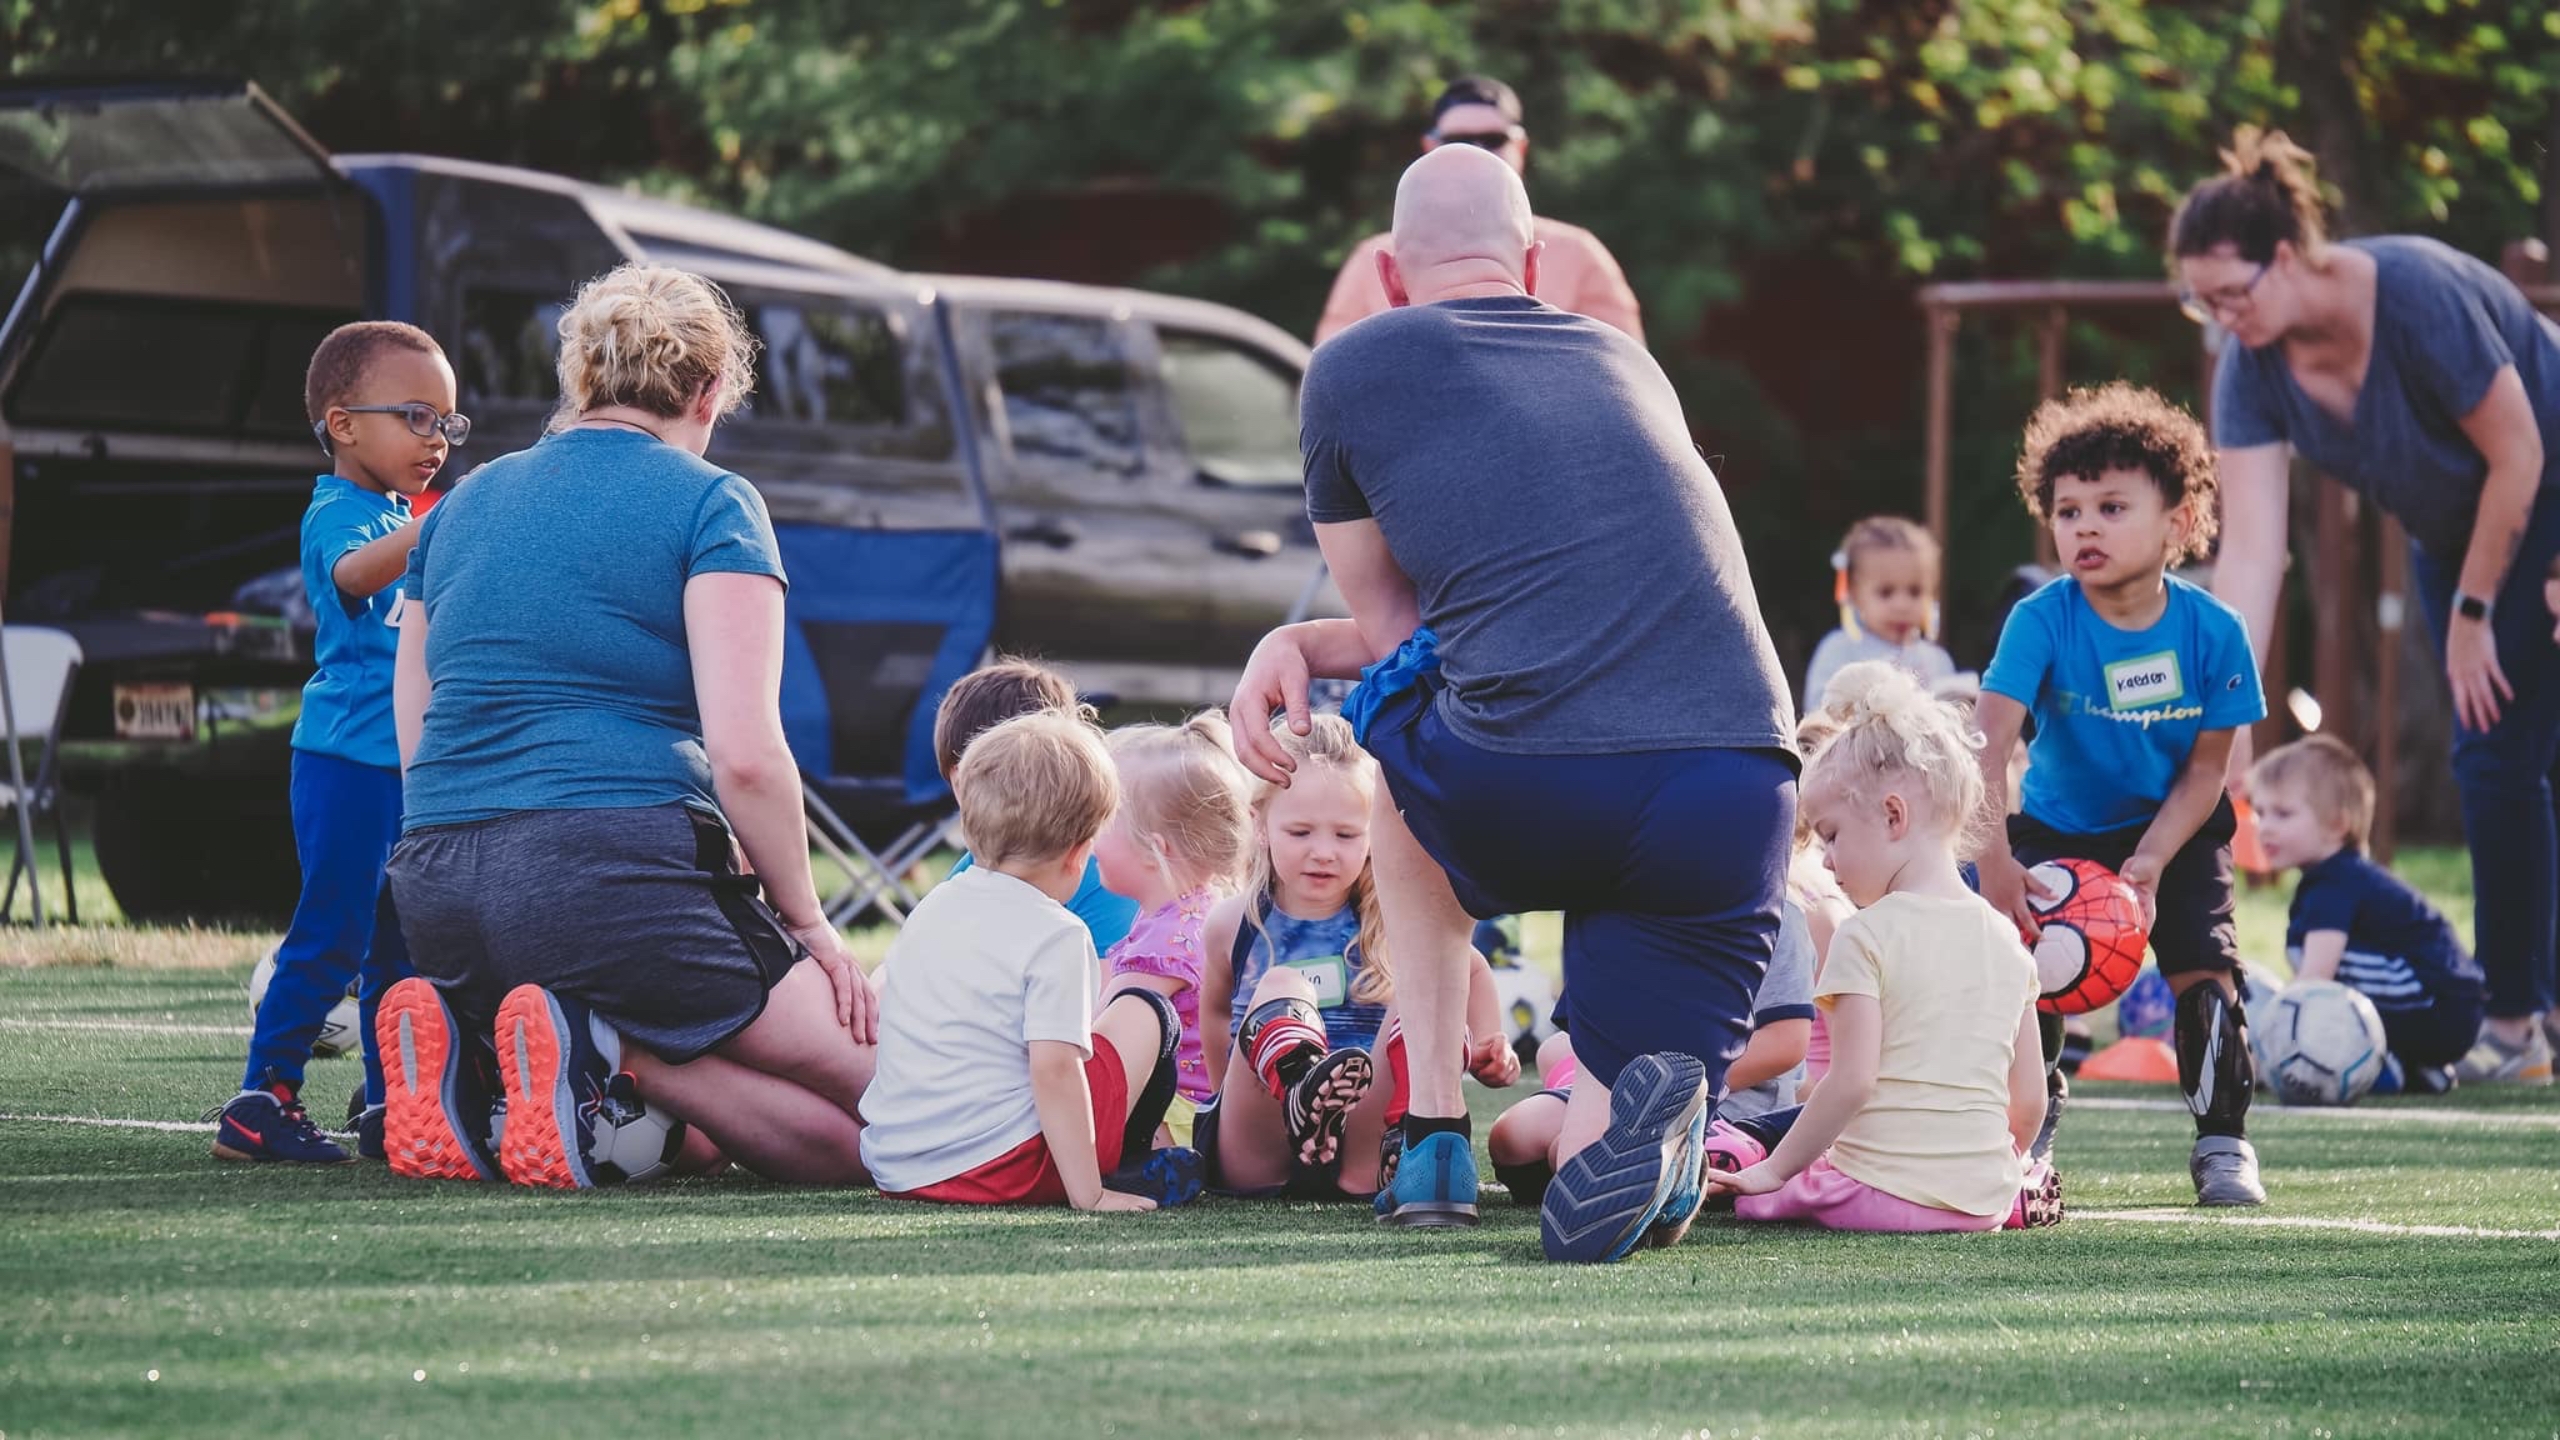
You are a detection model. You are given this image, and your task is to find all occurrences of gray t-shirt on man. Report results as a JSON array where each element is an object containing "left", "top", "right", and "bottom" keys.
[{"left": 1301, "top": 295, "right": 1793, "bottom": 756}]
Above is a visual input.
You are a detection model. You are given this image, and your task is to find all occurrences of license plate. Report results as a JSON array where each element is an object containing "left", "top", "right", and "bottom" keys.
[{"left": 113, "top": 683, "right": 196, "bottom": 741}]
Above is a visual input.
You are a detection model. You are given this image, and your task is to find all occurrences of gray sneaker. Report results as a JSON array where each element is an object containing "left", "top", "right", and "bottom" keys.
[
  {"left": 2190, "top": 1135, "right": 2265, "bottom": 1207},
  {"left": 2453, "top": 1025, "right": 2554, "bottom": 1087}
]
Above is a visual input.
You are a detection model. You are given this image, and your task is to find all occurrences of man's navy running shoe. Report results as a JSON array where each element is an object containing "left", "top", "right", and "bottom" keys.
[
  {"left": 355, "top": 1102, "right": 385, "bottom": 1161},
  {"left": 1106, "top": 1146, "right": 1206, "bottom": 1208},
  {"left": 494, "top": 983, "right": 620, "bottom": 1190},
  {"left": 379, "top": 978, "right": 500, "bottom": 1181},
  {"left": 1374, "top": 1129, "right": 1479, "bottom": 1227},
  {"left": 1539, "top": 1052, "right": 1709, "bottom": 1264},
  {"left": 210, "top": 1083, "right": 352, "bottom": 1165}
]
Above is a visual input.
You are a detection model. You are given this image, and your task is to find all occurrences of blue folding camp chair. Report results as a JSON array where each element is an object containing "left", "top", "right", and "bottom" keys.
[{"left": 775, "top": 522, "right": 1000, "bottom": 928}]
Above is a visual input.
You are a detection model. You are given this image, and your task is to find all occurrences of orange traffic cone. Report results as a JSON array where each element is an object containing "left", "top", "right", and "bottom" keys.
[{"left": 2079, "top": 1036, "right": 2179, "bottom": 1084}]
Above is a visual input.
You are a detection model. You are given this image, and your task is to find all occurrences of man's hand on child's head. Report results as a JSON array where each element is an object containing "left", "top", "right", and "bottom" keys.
[{"left": 2118, "top": 853, "right": 2163, "bottom": 932}]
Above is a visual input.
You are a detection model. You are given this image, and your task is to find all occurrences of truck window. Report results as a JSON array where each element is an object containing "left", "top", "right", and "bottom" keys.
[
  {"left": 459, "top": 289, "right": 567, "bottom": 410},
  {"left": 1156, "top": 329, "right": 1301, "bottom": 489},
  {"left": 746, "top": 302, "right": 905, "bottom": 429},
  {"left": 987, "top": 311, "right": 1141, "bottom": 475},
  {"left": 5, "top": 293, "right": 351, "bottom": 441}
]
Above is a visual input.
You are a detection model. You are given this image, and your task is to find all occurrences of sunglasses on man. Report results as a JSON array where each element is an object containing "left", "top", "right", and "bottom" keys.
[
  {"left": 313, "top": 401, "right": 474, "bottom": 454},
  {"left": 1432, "top": 126, "right": 1524, "bottom": 152}
]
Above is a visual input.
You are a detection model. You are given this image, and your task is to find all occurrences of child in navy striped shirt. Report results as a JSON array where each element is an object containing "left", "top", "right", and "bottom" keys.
[{"left": 2249, "top": 736, "right": 2487, "bottom": 1094}]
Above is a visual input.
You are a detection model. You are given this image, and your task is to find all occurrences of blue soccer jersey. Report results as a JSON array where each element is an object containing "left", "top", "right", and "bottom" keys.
[{"left": 1983, "top": 574, "right": 2266, "bottom": 836}]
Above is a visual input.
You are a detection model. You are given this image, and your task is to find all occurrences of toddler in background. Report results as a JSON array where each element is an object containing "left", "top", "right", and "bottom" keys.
[
  {"left": 1095, "top": 712, "right": 1256, "bottom": 1144},
  {"left": 2250, "top": 736, "right": 2488, "bottom": 1094},
  {"left": 1803, "top": 516, "right": 1958, "bottom": 709}
]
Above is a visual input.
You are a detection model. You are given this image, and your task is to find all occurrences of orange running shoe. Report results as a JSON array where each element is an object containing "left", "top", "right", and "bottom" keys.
[
  {"left": 376, "top": 978, "right": 498, "bottom": 1182},
  {"left": 493, "top": 984, "right": 618, "bottom": 1189}
]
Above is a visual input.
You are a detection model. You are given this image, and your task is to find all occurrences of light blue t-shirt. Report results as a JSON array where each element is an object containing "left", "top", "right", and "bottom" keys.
[
  {"left": 946, "top": 851, "right": 1138, "bottom": 953},
  {"left": 2213, "top": 236, "right": 2560, "bottom": 562},
  {"left": 292, "top": 474, "right": 410, "bottom": 770},
  {"left": 1983, "top": 575, "right": 2265, "bottom": 836},
  {"left": 400, "top": 428, "right": 786, "bottom": 830}
]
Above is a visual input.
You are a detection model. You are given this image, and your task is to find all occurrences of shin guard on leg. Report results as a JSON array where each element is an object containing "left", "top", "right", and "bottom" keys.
[
  {"left": 1240, "top": 995, "right": 1326, "bottom": 1100},
  {"left": 2175, "top": 979, "right": 2252, "bottom": 1140},
  {"left": 1117, "top": 989, "right": 1184, "bottom": 1161}
]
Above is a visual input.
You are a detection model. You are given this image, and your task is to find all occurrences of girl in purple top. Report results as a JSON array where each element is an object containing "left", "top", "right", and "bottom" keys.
[{"left": 1094, "top": 713, "right": 1256, "bottom": 1141}]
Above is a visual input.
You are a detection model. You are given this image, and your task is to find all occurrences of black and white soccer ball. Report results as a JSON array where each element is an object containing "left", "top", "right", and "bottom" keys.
[
  {"left": 590, "top": 1075, "right": 686, "bottom": 1185},
  {"left": 246, "top": 952, "right": 362, "bottom": 1059},
  {"left": 2250, "top": 980, "right": 2389, "bottom": 1106}
]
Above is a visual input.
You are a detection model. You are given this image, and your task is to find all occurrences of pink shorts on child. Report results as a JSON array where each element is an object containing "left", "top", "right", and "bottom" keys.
[{"left": 1733, "top": 1155, "right": 2006, "bottom": 1232}]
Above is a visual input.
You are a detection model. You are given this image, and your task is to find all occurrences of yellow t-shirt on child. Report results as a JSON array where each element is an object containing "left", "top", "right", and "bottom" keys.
[{"left": 1817, "top": 892, "right": 2040, "bottom": 1218}]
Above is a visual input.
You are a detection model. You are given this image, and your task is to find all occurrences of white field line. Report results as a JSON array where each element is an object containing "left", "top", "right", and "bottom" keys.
[
  {"left": 0, "top": 1113, "right": 357, "bottom": 1139},
  {"left": 0, "top": 1113, "right": 215, "bottom": 1133},
  {"left": 2079, "top": 1208, "right": 2560, "bottom": 1242},
  {"left": 0, "top": 1016, "right": 252, "bottom": 1037},
  {"left": 2073, "top": 1095, "right": 2560, "bottom": 1129}
]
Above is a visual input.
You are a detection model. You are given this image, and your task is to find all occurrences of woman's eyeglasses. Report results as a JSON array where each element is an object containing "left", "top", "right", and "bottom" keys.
[
  {"left": 2178, "top": 263, "right": 2270, "bottom": 325},
  {"left": 318, "top": 402, "right": 473, "bottom": 451}
]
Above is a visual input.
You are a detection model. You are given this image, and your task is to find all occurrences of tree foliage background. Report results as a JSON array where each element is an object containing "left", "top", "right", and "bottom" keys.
[{"left": 7, "top": 0, "right": 2558, "bottom": 827}]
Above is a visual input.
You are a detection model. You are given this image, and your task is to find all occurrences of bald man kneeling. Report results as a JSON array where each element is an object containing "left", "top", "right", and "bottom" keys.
[{"left": 1230, "top": 147, "right": 1798, "bottom": 1264}]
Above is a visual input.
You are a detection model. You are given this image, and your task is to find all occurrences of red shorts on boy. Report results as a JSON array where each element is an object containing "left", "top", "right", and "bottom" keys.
[{"left": 884, "top": 1037, "right": 1130, "bottom": 1205}]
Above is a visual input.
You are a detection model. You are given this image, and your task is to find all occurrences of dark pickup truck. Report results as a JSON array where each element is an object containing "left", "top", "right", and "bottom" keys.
[{"left": 0, "top": 80, "right": 1337, "bottom": 922}]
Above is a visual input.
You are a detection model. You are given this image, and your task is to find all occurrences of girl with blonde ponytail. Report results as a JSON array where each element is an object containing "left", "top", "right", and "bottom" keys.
[{"left": 1702, "top": 662, "right": 2058, "bottom": 1233}]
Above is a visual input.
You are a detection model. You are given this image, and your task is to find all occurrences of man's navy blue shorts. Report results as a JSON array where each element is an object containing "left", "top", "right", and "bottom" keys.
[{"left": 1359, "top": 677, "right": 1795, "bottom": 1095}]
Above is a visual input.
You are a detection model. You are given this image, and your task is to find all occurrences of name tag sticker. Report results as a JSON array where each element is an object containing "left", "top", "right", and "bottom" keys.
[
  {"left": 2104, "top": 651, "right": 2183, "bottom": 711},
  {"left": 1284, "top": 955, "right": 1350, "bottom": 1008}
]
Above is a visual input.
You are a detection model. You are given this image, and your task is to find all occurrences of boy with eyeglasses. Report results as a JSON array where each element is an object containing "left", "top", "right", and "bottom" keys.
[{"left": 212, "top": 322, "right": 471, "bottom": 1165}]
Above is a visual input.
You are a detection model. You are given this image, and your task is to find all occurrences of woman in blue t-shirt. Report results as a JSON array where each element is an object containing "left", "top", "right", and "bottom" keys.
[
  {"left": 2174, "top": 128, "right": 2559, "bottom": 1084},
  {"left": 377, "top": 264, "right": 879, "bottom": 1189}
]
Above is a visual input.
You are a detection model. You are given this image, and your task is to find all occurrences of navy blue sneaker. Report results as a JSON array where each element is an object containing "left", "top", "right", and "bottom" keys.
[
  {"left": 1106, "top": 1146, "right": 1206, "bottom": 1208},
  {"left": 349, "top": 1088, "right": 386, "bottom": 1161},
  {"left": 493, "top": 983, "right": 619, "bottom": 1189},
  {"left": 1540, "top": 1052, "right": 1709, "bottom": 1264},
  {"left": 1374, "top": 1129, "right": 1479, "bottom": 1227},
  {"left": 210, "top": 1083, "right": 352, "bottom": 1165}
]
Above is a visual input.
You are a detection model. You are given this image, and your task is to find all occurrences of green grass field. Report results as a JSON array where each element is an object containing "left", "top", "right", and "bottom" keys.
[{"left": 3, "top": 846, "right": 2554, "bottom": 1436}]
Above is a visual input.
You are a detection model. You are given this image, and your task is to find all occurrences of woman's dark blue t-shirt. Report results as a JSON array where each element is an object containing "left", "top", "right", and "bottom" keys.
[{"left": 2212, "top": 235, "right": 2560, "bottom": 560}]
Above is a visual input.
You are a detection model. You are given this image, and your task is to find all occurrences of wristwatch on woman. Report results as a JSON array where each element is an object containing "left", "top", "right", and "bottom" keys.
[{"left": 2455, "top": 591, "right": 2494, "bottom": 622}]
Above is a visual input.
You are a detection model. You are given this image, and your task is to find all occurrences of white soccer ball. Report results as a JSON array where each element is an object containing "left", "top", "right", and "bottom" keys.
[
  {"left": 2250, "top": 980, "right": 2390, "bottom": 1106},
  {"left": 1488, "top": 958, "right": 1558, "bottom": 1061},
  {"left": 246, "top": 952, "right": 363, "bottom": 1059},
  {"left": 2233, "top": 960, "right": 2288, "bottom": 1090},
  {"left": 589, "top": 1076, "right": 686, "bottom": 1185}
]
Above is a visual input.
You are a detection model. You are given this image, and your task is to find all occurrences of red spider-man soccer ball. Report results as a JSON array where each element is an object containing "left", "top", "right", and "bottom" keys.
[{"left": 2024, "top": 859, "right": 2149, "bottom": 1015}]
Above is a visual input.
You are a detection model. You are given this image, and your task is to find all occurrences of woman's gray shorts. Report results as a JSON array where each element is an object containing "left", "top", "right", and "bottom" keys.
[{"left": 388, "top": 803, "right": 803, "bottom": 1064}]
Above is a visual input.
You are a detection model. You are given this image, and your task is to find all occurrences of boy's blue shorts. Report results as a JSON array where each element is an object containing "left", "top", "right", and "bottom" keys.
[{"left": 1357, "top": 675, "right": 1794, "bottom": 1095}]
